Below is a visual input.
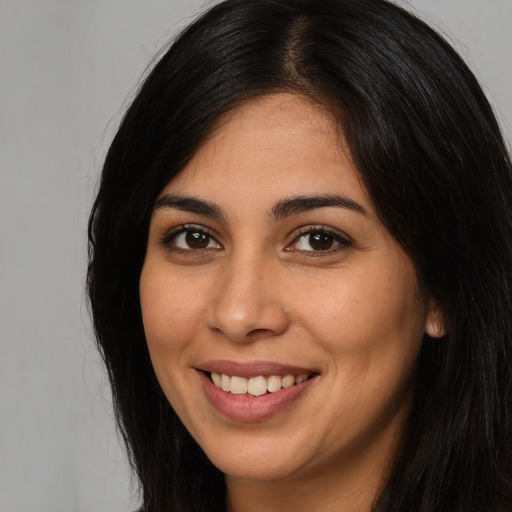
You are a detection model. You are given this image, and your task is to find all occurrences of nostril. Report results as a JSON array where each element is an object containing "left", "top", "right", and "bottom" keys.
[
  {"left": 245, "top": 328, "right": 278, "bottom": 342},
  {"left": 248, "top": 328, "right": 272, "bottom": 335}
]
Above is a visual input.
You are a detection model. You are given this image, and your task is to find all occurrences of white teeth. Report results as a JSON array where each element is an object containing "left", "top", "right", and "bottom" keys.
[
  {"left": 267, "top": 375, "right": 282, "bottom": 392},
  {"left": 221, "top": 374, "right": 231, "bottom": 392},
  {"left": 282, "top": 374, "right": 295, "bottom": 388},
  {"left": 211, "top": 372, "right": 222, "bottom": 387},
  {"left": 210, "top": 372, "right": 312, "bottom": 395},
  {"left": 248, "top": 376, "right": 267, "bottom": 396},
  {"left": 229, "top": 375, "right": 248, "bottom": 394}
]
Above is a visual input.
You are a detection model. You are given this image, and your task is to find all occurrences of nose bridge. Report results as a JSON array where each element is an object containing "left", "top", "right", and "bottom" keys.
[{"left": 207, "top": 248, "right": 289, "bottom": 343}]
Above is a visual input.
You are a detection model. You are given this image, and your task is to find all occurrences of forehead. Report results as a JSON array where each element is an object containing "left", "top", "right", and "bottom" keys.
[{"left": 159, "top": 93, "right": 371, "bottom": 213}]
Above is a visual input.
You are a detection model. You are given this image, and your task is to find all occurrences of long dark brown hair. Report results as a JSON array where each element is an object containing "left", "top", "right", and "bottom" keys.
[{"left": 87, "top": 1, "right": 512, "bottom": 510}]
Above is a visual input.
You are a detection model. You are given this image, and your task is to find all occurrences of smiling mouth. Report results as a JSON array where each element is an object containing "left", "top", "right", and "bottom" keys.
[{"left": 207, "top": 371, "right": 316, "bottom": 397}]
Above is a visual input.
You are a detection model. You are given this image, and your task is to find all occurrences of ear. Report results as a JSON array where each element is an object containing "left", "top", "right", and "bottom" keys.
[{"left": 425, "top": 299, "right": 446, "bottom": 338}]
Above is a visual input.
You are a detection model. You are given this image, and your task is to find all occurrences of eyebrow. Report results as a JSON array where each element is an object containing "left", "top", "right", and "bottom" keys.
[
  {"left": 270, "top": 195, "right": 367, "bottom": 221},
  {"left": 153, "top": 193, "right": 367, "bottom": 223},
  {"left": 153, "top": 194, "right": 226, "bottom": 222}
]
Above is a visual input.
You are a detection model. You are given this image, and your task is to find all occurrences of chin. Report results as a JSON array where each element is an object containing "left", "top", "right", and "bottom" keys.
[{"left": 199, "top": 434, "right": 313, "bottom": 482}]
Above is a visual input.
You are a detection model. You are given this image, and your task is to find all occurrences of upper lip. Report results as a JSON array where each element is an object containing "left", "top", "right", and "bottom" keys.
[{"left": 198, "top": 360, "right": 318, "bottom": 378}]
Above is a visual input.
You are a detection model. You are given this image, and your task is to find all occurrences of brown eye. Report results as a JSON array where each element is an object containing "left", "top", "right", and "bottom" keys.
[
  {"left": 171, "top": 229, "right": 221, "bottom": 250},
  {"left": 185, "top": 231, "right": 210, "bottom": 249},
  {"left": 308, "top": 233, "right": 334, "bottom": 250},
  {"left": 295, "top": 232, "right": 337, "bottom": 251},
  {"left": 291, "top": 228, "right": 350, "bottom": 253}
]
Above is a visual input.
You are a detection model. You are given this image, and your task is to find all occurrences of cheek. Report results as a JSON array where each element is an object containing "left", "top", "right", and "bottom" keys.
[
  {"left": 293, "top": 262, "right": 425, "bottom": 358},
  {"left": 139, "top": 265, "right": 205, "bottom": 358},
  {"left": 293, "top": 265, "right": 424, "bottom": 448},
  {"left": 139, "top": 265, "right": 209, "bottom": 422}
]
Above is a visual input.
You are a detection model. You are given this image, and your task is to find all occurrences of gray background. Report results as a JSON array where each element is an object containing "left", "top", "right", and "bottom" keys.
[{"left": 0, "top": 1, "right": 510, "bottom": 511}]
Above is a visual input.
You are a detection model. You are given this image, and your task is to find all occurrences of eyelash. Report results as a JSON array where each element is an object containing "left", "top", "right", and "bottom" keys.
[
  {"left": 160, "top": 224, "right": 222, "bottom": 256},
  {"left": 159, "top": 224, "right": 351, "bottom": 256},
  {"left": 287, "top": 225, "right": 351, "bottom": 256}
]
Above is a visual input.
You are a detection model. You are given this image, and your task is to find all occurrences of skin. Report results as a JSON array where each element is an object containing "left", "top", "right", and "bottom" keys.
[{"left": 139, "top": 93, "right": 441, "bottom": 512}]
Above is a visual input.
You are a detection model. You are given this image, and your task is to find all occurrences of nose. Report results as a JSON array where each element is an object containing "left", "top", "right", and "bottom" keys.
[{"left": 205, "top": 255, "right": 290, "bottom": 343}]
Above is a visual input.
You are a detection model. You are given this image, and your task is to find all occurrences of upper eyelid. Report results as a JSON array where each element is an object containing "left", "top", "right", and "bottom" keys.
[
  {"left": 290, "top": 225, "right": 351, "bottom": 243},
  {"left": 160, "top": 224, "right": 221, "bottom": 246}
]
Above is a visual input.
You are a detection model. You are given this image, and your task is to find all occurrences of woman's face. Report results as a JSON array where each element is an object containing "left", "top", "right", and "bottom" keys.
[{"left": 140, "top": 93, "right": 436, "bottom": 485}]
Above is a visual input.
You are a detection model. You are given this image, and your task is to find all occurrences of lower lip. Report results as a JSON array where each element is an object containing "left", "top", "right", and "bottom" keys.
[{"left": 198, "top": 371, "right": 317, "bottom": 422}]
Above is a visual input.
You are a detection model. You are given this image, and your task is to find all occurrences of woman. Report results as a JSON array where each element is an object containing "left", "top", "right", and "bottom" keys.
[{"left": 87, "top": 0, "right": 512, "bottom": 510}]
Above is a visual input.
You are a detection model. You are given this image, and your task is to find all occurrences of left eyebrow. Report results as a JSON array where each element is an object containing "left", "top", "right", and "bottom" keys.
[
  {"left": 152, "top": 194, "right": 226, "bottom": 222},
  {"left": 270, "top": 195, "right": 367, "bottom": 222}
]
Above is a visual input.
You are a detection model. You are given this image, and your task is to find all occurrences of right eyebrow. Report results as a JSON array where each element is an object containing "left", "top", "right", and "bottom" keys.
[
  {"left": 153, "top": 194, "right": 226, "bottom": 222},
  {"left": 270, "top": 194, "right": 367, "bottom": 222}
]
